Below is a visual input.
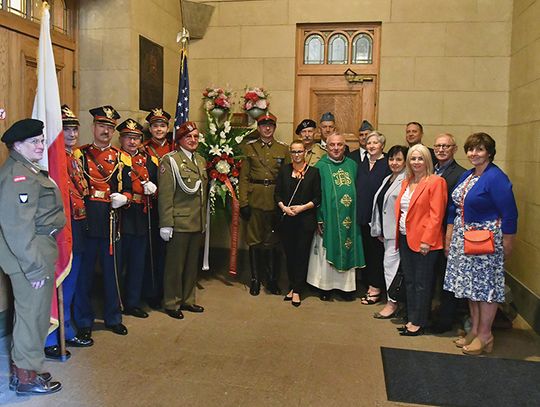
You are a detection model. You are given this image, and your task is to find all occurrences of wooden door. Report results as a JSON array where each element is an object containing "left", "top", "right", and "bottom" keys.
[
  {"left": 294, "top": 23, "right": 381, "bottom": 150},
  {"left": 0, "top": 7, "right": 77, "bottom": 165}
]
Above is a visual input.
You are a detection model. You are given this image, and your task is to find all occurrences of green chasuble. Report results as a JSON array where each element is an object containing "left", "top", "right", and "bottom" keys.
[{"left": 315, "top": 155, "right": 365, "bottom": 271}]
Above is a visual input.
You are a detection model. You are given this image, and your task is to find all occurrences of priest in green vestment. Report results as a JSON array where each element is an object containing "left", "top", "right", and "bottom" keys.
[{"left": 307, "top": 134, "right": 365, "bottom": 301}]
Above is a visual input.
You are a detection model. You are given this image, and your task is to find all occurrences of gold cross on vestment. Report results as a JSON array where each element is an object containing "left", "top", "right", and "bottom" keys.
[
  {"left": 342, "top": 216, "right": 352, "bottom": 229},
  {"left": 340, "top": 194, "right": 352, "bottom": 207},
  {"left": 344, "top": 238, "right": 352, "bottom": 250}
]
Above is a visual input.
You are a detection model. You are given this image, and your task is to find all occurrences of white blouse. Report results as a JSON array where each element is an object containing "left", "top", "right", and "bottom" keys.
[{"left": 399, "top": 186, "right": 411, "bottom": 235}]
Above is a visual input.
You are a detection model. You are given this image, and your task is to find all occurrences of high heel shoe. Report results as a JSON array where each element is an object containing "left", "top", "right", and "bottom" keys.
[
  {"left": 462, "top": 336, "right": 494, "bottom": 355},
  {"left": 291, "top": 293, "right": 301, "bottom": 307},
  {"left": 454, "top": 332, "right": 476, "bottom": 348}
]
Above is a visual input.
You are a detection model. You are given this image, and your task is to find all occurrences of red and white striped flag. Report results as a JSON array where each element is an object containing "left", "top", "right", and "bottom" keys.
[{"left": 32, "top": 2, "right": 72, "bottom": 333}]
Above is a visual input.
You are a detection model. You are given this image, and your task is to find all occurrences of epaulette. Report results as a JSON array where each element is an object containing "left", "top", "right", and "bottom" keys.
[
  {"left": 162, "top": 151, "right": 177, "bottom": 159},
  {"left": 119, "top": 151, "right": 132, "bottom": 166},
  {"left": 276, "top": 140, "right": 288, "bottom": 146},
  {"left": 246, "top": 139, "right": 258, "bottom": 144},
  {"left": 73, "top": 149, "right": 83, "bottom": 160}
]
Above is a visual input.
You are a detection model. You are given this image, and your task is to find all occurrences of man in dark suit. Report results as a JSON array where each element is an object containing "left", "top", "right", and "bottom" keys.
[
  {"left": 431, "top": 133, "right": 466, "bottom": 334},
  {"left": 405, "top": 121, "right": 437, "bottom": 164},
  {"left": 348, "top": 120, "right": 373, "bottom": 162}
]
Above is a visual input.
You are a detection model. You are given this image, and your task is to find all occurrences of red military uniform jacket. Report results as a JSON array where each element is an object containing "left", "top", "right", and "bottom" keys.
[
  {"left": 68, "top": 149, "right": 89, "bottom": 220},
  {"left": 143, "top": 138, "right": 174, "bottom": 162},
  {"left": 77, "top": 143, "right": 132, "bottom": 238},
  {"left": 120, "top": 149, "right": 159, "bottom": 236}
]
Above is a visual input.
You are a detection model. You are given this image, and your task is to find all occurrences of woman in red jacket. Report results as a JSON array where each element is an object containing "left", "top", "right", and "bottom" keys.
[{"left": 395, "top": 144, "right": 447, "bottom": 336}]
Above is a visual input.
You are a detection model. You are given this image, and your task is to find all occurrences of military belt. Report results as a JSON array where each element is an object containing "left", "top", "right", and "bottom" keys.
[
  {"left": 249, "top": 178, "right": 276, "bottom": 186},
  {"left": 91, "top": 190, "right": 107, "bottom": 199},
  {"left": 132, "top": 193, "right": 144, "bottom": 203},
  {"left": 35, "top": 226, "right": 58, "bottom": 236}
]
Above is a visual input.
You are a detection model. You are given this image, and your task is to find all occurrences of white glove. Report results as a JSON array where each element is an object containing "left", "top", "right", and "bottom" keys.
[
  {"left": 160, "top": 227, "right": 173, "bottom": 242},
  {"left": 110, "top": 192, "right": 128, "bottom": 209},
  {"left": 142, "top": 181, "right": 157, "bottom": 195}
]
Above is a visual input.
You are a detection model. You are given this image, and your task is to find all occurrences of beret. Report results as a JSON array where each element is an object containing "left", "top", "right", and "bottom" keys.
[
  {"left": 295, "top": 119, "right": 317, "bottom": 135},
  {"left": 175, "top": 121, "right": 198, "bottom": 140},
  {"left": 1, "top": 118, "right": 44, "bottom": 144}
]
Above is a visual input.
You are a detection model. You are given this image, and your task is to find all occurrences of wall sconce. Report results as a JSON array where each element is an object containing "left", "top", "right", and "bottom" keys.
[{"left": 344, "top": 68, "right": 374, "bottom": 84}]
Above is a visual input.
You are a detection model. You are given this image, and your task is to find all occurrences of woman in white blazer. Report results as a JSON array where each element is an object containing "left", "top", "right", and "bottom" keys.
[{"left": 370, "top": 145, "right": 408, "bottom": 318}]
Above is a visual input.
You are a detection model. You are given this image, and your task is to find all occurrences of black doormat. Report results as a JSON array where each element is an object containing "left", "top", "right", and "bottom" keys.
[{"left": 381, "top": 347, "right": 540, "bottom": 407}]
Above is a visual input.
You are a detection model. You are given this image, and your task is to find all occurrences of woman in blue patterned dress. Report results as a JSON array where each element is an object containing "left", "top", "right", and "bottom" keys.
[{"left": 444, "top": 133, "right": 517, "bottom": 355}]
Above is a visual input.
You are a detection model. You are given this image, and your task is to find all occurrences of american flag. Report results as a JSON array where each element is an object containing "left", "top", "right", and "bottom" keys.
[{"left": 175, "top": 49, "right": 189, "bottom": 129}]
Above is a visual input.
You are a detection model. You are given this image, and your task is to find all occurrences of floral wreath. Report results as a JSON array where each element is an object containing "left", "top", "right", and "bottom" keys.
[{"left": 197, "top": 111, "right": 254, "bottom": 213}]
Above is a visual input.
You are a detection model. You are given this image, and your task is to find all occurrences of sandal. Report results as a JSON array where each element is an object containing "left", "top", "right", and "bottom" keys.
[{"left": 360, "top": 293, "right": 381, "bottom": 305}]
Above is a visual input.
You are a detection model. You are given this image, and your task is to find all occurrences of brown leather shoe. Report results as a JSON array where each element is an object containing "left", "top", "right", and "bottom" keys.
[{"left": 14, "top": 366, "right": 62, "bottom": 396}]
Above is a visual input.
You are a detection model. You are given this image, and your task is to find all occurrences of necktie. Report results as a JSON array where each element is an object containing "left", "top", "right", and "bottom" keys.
[{"left": 363, "top": 150, "right": 368, "bottom": 161}]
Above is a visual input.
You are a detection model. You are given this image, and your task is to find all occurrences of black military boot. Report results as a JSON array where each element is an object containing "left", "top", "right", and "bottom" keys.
[
  {"left": 14, "top": 366, "right": 61, "bottom": 396},
  {"left": 265, "top": 248, "right": 282, "bottom": 295},
  {"left": 248, "top": 246, "right": 260, "bottom": 296}
]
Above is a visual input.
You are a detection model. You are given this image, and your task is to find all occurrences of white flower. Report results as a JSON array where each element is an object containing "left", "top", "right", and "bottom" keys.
[
  {"left": 255, "top": 99, "right": 267, "bottom": 109},
  {"left": 235, "top": 135, "right": 245, "bottom": 144},
  {"left": 230, "top": 176, "right": 238, "bottom": 185},
  {"left": 221, "top": 184, "right": 228, "bottom": 191},
  {"left": 219, "top": 131, "right": 226, "bottom": 139},
  {"left": 222, "top": 145, "right": 233, "bottom": 155},
  {"left": 215, "top": 160, "right": 231, "bottom": 174},
  {"left": 199, "top": 135, "right": 206, "bottom": 144},
  {"left": 209, "top": 123, "right": 217, "bottom": 134},
  {"left": 209, "top": 145, "right": 221, "bottom": 156},
  {"left": 205, "top": 100, "right": 214, "bottom": 111},
  {"left": 224, "top": 121, "right": 231, "bottom": 133}
]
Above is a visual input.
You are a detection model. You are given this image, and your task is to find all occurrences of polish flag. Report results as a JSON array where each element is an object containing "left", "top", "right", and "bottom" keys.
[{"left": 32, "top": 3, "right": 72, "bottom": 333}]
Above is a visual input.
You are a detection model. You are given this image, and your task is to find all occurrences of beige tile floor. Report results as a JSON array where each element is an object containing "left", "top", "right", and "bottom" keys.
[{"left": 1, "top": 273, "right": 539, "bottom": 407}]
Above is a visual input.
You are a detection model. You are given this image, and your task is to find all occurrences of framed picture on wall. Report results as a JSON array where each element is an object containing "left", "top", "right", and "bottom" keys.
[{"left": 139, "top": 36, "right": 163, "bottom": 111}]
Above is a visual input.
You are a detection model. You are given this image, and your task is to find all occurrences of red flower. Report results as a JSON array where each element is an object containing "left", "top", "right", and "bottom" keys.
[
  {"left": 212, "top": 157, "right": 220, "bottom": 164},
  {"left": 235, "top": 160, "right": 243, "bottom": 168},
  {"left": 244, "top": 92, "right": 259, "bottom": 101},
  {"left": 218, "top": 173, "right": 227, "bottom": 182},
  {"left": 231, "top": 168, "right": 239, "bottom": 177},
  {"left": 206, "top": 161, "right": 213, "bottom": 169},
  {"left": 226, "top": 157, "right": 234, "bottom": 164},
  {"left": 221, "top": 153, "right": 228, "bottom": 159},
  {"left": 209, "top": 170, "right": 219, "bottom": 179},
  {"left": 215, "top": 98, "right": 228, "bottom": 108}
]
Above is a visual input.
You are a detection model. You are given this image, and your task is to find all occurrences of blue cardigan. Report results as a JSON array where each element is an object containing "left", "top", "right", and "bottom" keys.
[{"left": 447, "top": 163, "right": 518, "bottom": 234}]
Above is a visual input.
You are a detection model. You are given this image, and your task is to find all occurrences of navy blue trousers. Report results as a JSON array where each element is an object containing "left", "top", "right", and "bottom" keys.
[
  {"left": 121, "top": 234, "right": 148, "bottom": 309},
  {"left": 74, "top": 237, "right": 122, "bottom": 328}
]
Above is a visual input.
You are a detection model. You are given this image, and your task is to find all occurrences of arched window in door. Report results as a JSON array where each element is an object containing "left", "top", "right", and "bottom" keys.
[
  {"left": 328, "top": 33, "right": 348, "bottom": 64},
  {"left": 2, "top": 0, "right": 71, "bottom": 36},
  {"left": 304, "top": 34, "right": 325, "bottom": 65},
  {"left": 352, "top": 33, "right": 373, "bottom": 64}
]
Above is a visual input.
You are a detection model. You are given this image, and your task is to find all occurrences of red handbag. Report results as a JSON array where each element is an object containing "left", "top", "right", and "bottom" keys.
[{"left": 461, "top": 175, "right": 496, "bottom": 256}]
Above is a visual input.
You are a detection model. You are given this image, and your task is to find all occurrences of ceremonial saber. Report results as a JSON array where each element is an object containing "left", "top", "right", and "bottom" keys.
[{"left": 57, "top": 283, "right": 69, "bottom": 362}]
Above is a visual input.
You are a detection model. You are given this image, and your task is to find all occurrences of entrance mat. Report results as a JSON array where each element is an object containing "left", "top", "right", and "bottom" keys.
[{"left": 381, "top": 346, "right": 540, "bottom": 407}]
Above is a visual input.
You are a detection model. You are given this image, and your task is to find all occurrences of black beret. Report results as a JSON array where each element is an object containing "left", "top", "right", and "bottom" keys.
[
  {"left": 145, "top": 108, "right": 171, "bottom": 124},
  {"left": 295, "top": 119, "right": 317, "bottom": 135},
  {"left": 1, "top": 119, "right": 44, "bottom": 144}
]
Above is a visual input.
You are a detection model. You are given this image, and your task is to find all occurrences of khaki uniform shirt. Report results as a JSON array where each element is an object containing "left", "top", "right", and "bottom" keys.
[
  {"left": 306, "top": 143, "right": 326, "bottom": 167},
  {"left": 158, "top": 149, "right": 208, "bottom": 233},
  {"left": 0, "top": 150, "right": 66, "bottom": 282},
  {"left": 239, "top": 138, "right": 289, "bottom": 211}
]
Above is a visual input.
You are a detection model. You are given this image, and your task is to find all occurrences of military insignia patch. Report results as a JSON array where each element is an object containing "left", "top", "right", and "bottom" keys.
[
  {"left": 126, "top": 120, "right": 137, "bottom": 130},
  {"left": 152, "top": 108, "right": 163, "bottom": 116},
  {"left": 103, "top": 106, "right": 114, "bottom": 119},
  {"left": 13, "top": 176, "right": 27, "bottom": 183},
  {"left": 19, "top": 193, "right": 28, "bottom": 203}
]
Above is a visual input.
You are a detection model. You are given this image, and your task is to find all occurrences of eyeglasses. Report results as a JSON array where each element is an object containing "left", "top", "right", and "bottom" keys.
[
  {"left": 24, "top": 138, "right": 46, "bottom": 146},
  {"left": 434, "top": 144, "right": 455, "bottom": 150},
  {"left": 290, "top": 150, "right": 305, "bottom": 154}
]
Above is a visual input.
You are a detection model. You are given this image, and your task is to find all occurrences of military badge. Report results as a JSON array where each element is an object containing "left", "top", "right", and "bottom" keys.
[
  {"left": 19, "top": 193, "right": 28, "bottom": 203},
  {"left": 13, "top": 176, "right": 26, "bottom": 183}
]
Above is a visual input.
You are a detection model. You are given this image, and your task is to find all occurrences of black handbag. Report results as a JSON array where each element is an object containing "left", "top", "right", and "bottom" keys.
[{"left": 387, "top": 267, "right": 406, "bottom": 302}]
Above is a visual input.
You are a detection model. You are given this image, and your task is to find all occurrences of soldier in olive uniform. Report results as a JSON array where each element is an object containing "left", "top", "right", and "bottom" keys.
[
  {"left": 158, "top": 121, "right": 208, "bottom": 320},
  {"left": 296, "top": 118, "right": 326, "bottom": 166},
  {"left": 0, "top": 119, "right": 65, "bottom": 396},
  {"left": 239, "top": 113, "right": 288, "bottom": 296}
]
